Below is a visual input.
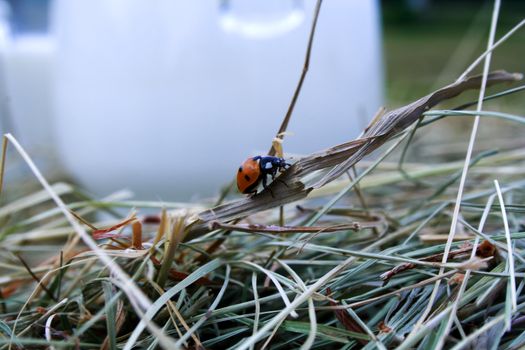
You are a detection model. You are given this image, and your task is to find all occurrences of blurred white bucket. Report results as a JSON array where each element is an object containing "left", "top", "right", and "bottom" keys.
[{"left": 3, "top": 0, "right": 383, "bottom": 200}]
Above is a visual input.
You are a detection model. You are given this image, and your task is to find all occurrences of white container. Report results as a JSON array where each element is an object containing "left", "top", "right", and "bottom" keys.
[
  {"left": 0, "top": 1, "right": 58, "bottom": 177},
  {"left": 5, "top": 0, "right": 383, "bottom": 200},
  {"left": 3, "top": 35, "right": 55, "bottom": 152}
]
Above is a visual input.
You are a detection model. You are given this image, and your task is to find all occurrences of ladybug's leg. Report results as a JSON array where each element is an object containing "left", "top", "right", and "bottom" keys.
[
  {"left": 270, "top": 165, "right": 286, "bottom": 180},
  {"left": 247, "top": 186, "right": 259, "bottom": 198},
  {"left": 261, "top": 174, "right": 276, "bottom": 198},
  {"left": 261, "top": 174, "right": 268, "bottom": 189}
]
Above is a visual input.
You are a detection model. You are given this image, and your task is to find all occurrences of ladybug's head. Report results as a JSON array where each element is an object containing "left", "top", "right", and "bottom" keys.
[{"left": 271, "top": 157, "right": 287, "bottom": 167}]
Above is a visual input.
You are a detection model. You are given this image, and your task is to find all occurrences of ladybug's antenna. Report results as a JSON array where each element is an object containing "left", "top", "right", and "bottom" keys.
[{"left": 268, "top": 0, "right": 323, "bottom": 157}]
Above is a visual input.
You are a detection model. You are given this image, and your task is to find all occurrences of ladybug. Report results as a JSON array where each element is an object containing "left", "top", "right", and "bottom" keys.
[{"left": 237, "top": 155, "right": 291, "bottom": 195}]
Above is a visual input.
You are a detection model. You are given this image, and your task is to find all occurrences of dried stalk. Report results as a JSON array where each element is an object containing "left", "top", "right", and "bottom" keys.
[{"left": 209, "top": 221, "right": 381, "bottom": 234}]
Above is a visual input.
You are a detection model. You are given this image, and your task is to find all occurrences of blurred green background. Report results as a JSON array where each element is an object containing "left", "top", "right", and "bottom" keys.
[
  {"left": 382, "top": 0, "right": 524, "bottom": 110},
  {"left": 381, "top": 0, "right": 524, "bottom": 160}
]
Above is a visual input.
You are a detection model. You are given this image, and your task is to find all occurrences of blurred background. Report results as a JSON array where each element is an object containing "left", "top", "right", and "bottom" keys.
[{"left": 0, "top": 0, "right": 523, "bottom": 201}]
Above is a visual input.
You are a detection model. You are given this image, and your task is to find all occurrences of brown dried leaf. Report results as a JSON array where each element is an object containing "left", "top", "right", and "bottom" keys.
[
  {"left": 131, "top": 220, "right": 143, "bottom": 249},
  {"left": 326, "top": 288, "right": 367, "bottom": 345},
  {"left": 378, "top": 321, "right": 392, "bottom": 333},
  {"left": 477, "top": 239, "right": 497, "bottom": 258},
  {"left": 92, "top": 215, "right": 137, "bottom": 237},
  {"left": 449, "top": 273, "right": 465, "bottom": 285}
]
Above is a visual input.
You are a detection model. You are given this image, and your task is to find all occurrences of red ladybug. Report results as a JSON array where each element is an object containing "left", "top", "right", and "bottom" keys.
[{"left": 237, "top": 156, "right": 291, "bottom": 195}]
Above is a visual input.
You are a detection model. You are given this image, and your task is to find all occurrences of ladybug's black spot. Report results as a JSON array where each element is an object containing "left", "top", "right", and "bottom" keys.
[
  {"left": 244, "top": 175, "right": 251, "bottom": 181},
  {"left": 238, "top": 167, "right": 243, "bottom": 172}
]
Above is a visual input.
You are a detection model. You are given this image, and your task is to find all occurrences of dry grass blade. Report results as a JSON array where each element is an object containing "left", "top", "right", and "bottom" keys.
[
  {"left": 494, "top": 180, "right": 517, "bottom": 317},
  {"left": 156, "top": 213, "right": 188, "bottom": 288},
  {"left": 269, "top": 0, "right": 323, "bottom": 156},
  {"left": 379, "top": 242, "right": 492, "bottom": 281},
  {"left": 209, "top": 221, "right": 378, "bottom": 234},
  {"left": 187, "top": 70, "right": 522, "bottom": 239}
]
